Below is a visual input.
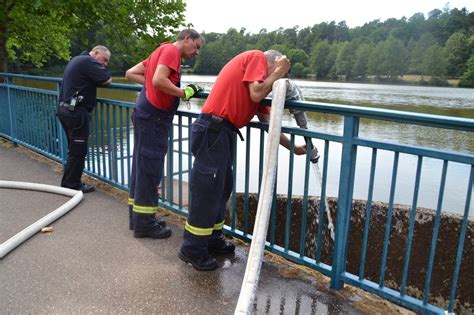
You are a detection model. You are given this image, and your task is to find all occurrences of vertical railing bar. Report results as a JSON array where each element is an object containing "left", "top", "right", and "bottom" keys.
[
  {"left": 40, "top": 92, "right": 46, "bottom": 149},
  {"left": 57, "top": 82, "right": 67, "bottom": 163},
  {"left": 316, "top": 140, "right": 330, "bottom": 263},
  {"left": 331, "top": 116, "right": 359, "bottom": 290},
  {"left": 91, "top": 110, "right": 97, "bottom": 174},
  {"left": 21, "top": 90, "right": 27, "bottom": 144},
  {"left": 6, "top": 77, "right": 16, "bottom": 143},
  {"left": 24, "top": 91, "right": 31, "bottom": 145},
  {"left": 47, "top": 95, "right": 55, "bottom": 155},
  {"left": 100, "top": 103, "right": 106, "bottom": 177},
  {"left": 342, "top": 144, "right": 359, "bottom": 266},
  {"left": 299, "top": 138, "right": 312, "bottom": 257},
  {"left": 178, "top": 116, "right": 183, "bottom": 209},
  {"left": 284, "top": 135, "right": 295, "bottom": 252},
  {"left": 448, "top": 165, "right": 473, "bottom": 313},
  {"left": 24, "top": 91, "right": 29, "bottom": 143},
  {"left": 106, "top": 103, "right": 112, "bottom": 180},
  {"left": 258, "top": 128, "right": 265, "bottom": 193},
  {"left": 119, "top": 106, "right": 124, "bottom": 186},
  {"left": 358, "top": 148, "right": 378, "bottom": 279},
  {"left": 28, "top": 91, "right": 35, "bottom": 146},
  {"left": 400, "top": 155, "right": 423, "bottom": 295},
  {"left": 243, "top": 126, "right": 251, "bottom": 235},
  {"left": 270, "top": 169, "right": 278, "bottom": 247},
  {"left": 423, "top": 160, "right": 448, "bottom": 305},
  {"left": 187, "top": 116, "right": 192, "bottom": 213},
  {"left": 231, "top": 128, "right": 238, "bottom": 231},
  {"left": 126, "top": 107, "right": 131, "bottom": 189},
  {"left": 49, "top": 94, "right": 55, "bottom": 154},
  {"left": 379, "top": 151, "right": 400, "bottom": 287},
  {"left": 167, "top": 122, "right": 174, "bottom": 205},
  {"left": 86, "top": 108, "right": 93, "bottom": 172},
  {"left": 112, "top": 105, "right": 118, "bottom": 182}
]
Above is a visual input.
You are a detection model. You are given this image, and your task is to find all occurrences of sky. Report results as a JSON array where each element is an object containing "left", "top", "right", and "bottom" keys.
[{"left": 184, "top": 0, "right": 473, "bottom": 34}]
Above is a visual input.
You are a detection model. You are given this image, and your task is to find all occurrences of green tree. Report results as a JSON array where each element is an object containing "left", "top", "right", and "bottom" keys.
[
  {"left": 369, "top": 36, "right": 408, "bottom": 79},
  {"left": 335, "top": 41, "right": 357, "bottom": 79},
  {"left": 353, "top": 43, "right": 373, "bottom": 78},
  {"left": 310, "top": 40, "right": 336, "bottom": 79},
  {"left": 408, "top": 34, "right": 436, "bottom": 74},
  {"left": 459, "top": 54, "right": 474, "bottom": 87},
  {"left": 1, "top": 0, "right": 186, "bottom": 73},
  {"left": 445, "top": 31, "right": 471, "bottom": 77},
  {"left": 421, "top": 43, "right": 447, "bottom": 77},
  {"left": 193, "top": 41, "right": 226, "bottom": 74},
  {"left": 289, "top": 63, "right": 306, "bottom": 78},
  {"left": 270, "top": 44, "right": 291, "bottom": 56},
  {"left": 1, "top": 1, "right": 71, "bottom": 72},
  {"left": 288, "top": 49, "right": 309, "bottom": 66}
]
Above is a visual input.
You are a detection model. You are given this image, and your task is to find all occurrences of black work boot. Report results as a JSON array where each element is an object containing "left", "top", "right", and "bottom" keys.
[
  {"left": 178, "top": 250, "right": 217, "bottom": 271},
  {"left": 208, "top": 233, "right": 235, "bottom": 255},
  {"left": 133, "top": 213, "right": 171, "bottom": 239},
  {"left": 129, "top": 206, "right": 166, "bottom": 231}
]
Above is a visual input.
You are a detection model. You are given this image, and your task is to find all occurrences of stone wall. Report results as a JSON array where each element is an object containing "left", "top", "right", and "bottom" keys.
[{"left": 229, "top": 193, "right": 473, "bottom": 314}]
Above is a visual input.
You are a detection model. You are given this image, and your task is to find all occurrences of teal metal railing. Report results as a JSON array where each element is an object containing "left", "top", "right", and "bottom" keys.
[{"left": 1, "top": 73, "right": 473, "bottom": 314}]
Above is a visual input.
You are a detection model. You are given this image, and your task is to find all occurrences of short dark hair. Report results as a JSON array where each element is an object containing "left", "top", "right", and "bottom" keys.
[{"left": 176, "top": 28, "right": 204, "bottom": 43}]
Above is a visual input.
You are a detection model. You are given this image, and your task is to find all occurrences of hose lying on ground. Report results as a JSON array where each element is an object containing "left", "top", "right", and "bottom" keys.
[{"left": 0, "top": 181, "right": 83, "bottom": 259}]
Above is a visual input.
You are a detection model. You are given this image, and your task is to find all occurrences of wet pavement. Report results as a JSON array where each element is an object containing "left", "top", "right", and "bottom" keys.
[{"left": 0, "top": 139, "right": 413, "bottom": 314}]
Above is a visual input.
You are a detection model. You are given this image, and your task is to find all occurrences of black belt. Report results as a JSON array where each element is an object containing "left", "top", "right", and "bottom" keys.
[{"left": 200, "top": 113, "right": 244, "bottom": 141}]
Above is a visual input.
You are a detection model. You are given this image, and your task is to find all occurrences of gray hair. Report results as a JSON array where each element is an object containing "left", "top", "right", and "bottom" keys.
[
  {"left": 91, "top": 45, "right": 110, "bottom": 54},
  {"left": 264, "top": 50, "right": 283, "bottom": 65},
  {"left": 176, "top": 28, "right": 205, "bottom": 44}
]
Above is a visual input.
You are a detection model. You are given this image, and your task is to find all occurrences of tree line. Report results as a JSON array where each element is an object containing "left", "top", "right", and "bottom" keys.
[
  {"left": 192, "top": 6, "right": 474, "bottom": 87},
  {"left": 2, "top": 1, "right": 474, "bottom": 87}
]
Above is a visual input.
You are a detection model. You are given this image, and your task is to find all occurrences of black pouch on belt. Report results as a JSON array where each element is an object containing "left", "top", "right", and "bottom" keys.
[{"left": 209, "top": 115, "right": 223, "bottom": 132}]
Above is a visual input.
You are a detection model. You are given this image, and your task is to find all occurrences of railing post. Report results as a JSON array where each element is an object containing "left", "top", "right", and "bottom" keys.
[
  {"left": 6, "top": 77, "right": 17, "bottom": 144},
  {"left": 331, "top": 115, "right": 359, "bottom": 289},
  {"left": 56, "top": 82, "right": 67, "bottom": 164}
]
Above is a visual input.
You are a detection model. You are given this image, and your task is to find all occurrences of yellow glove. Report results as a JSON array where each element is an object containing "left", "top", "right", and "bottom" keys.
[{"left": 182, "top": 84, "right": 203, "bottom": 101}]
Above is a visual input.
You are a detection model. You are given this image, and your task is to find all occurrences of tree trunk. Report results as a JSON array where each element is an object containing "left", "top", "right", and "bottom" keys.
[{"left": 0, "top": 0, "right": 11, "bottom": 73}]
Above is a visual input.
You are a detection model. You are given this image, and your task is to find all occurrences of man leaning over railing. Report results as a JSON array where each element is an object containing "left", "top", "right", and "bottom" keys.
[
  {"left": 56, "top": 45, "right": 112, "bottom": 193},
  {"left": 178, "top": 49, "right": 307, "bottom": 271}
]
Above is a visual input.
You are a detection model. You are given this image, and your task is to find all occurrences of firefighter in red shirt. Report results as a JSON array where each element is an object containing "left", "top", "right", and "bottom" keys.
[
  {"left": 179, "top": 50, "right": 306, "bottom": 270},
  {"left": 125, "top": 29, "right": 204, "bottom": 239}
]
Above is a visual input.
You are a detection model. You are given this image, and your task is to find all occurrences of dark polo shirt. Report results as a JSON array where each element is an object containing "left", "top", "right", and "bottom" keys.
[{"left": 59, "top": 51, "right": 111, "bottom": 112}]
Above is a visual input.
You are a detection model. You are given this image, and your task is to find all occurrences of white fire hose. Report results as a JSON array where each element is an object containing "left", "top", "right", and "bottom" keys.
[
  {"left": 235, "top": 79, "right": 288, "bottom": 314},
  {"left": 0, "top": 180, "right": 83, "bottom": 258}
]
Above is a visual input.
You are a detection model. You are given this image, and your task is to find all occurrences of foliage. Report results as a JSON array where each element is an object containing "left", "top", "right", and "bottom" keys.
[
  {"left": 4, "top": 2, "right": 474, "bottom": 87},
  {"left": 445, "top": 32, "right": 472, "bottom": 76},
  {"left": 187, "top": 5, "right": 473, "bottom": 85},
  {"left": 422, "top": 44, "right": 447, "bottom": 77},
  {"left": 459, "top": 55, "right": 474, "bottom": 87},
  {"left": 2, "top": 0, "right": 186, "bottom": 73}
]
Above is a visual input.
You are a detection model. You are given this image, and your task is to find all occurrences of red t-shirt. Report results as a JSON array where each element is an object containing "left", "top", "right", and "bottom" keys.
[
  {"left": 142, "top": 43, "right": 181, "bottom": 110},
  {"left": 202, "top": 50, "right": 270, "bottom": 128}
]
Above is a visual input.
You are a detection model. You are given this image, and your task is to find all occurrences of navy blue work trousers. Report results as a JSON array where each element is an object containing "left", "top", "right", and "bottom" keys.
[
  {"left": 128, "top": 89, "right": 177, "bottom": 214},
  {"left": 57, "top": 105, "right": 90, "bottom": 189},
  {"left": 182, "top": 113, "right": 236, "bottom": 257}
]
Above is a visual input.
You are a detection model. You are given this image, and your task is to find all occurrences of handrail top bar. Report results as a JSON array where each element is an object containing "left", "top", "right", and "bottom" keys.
[
  {"left": 1, "top": 72, "right": 472, "bottom": 131},
  {"left": 280, "top": 99, "right": 474, "bottom": 132}
]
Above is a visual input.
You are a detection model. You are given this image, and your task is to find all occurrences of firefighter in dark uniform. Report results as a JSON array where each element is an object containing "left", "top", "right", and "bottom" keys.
[
  {"left": 57, "top": 45, "right": 112, "bottom": 193},
  {"left": 125, "top": 29, "right": 204, "bottom": 239},
  {"left": 178, "top": 50, "right": 306, "bottom": 271}
]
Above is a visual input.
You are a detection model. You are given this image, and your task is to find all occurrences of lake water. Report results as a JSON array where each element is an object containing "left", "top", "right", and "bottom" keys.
[{"left": 177, "top": 75, "right": 473, "bottom": 216}]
